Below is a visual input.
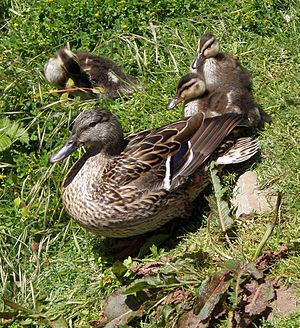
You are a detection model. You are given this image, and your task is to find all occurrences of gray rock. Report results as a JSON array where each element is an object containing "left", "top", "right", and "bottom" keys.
[{"left": 232, "top": 171, "right": 277, "bottom": 218}]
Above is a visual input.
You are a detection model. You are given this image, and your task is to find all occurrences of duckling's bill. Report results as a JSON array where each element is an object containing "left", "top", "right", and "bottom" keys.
[
  {"left": 191, "top": 52, "right": 205, "bottom": 69},
  {"left": 48, "top": 137, "right": 79, "bottom": 163},
  {"left": 166, "top": 94, "right": 184, "bottom": 110}
]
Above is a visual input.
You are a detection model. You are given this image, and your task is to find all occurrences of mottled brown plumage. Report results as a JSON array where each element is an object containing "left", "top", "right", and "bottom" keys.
[
  {"left": 191, "top": 33, "right": 252, "bottom": 91},
  {"left": 49, "top": 108, "right": 258, "bottom": 238},
  {"left": 167, "top": 73, "right": 272, "bottom": 129},
  {"left": 44, "top": 48, "right": 143, "bottom": 99}
]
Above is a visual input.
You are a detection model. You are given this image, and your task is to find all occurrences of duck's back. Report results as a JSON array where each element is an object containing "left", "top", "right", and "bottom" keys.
[
  {"left": 76, "top": 51, "right": 143, "bottom": 97},
  {"left": 196, "top": 52, "right": 252, "bottom": 91}
]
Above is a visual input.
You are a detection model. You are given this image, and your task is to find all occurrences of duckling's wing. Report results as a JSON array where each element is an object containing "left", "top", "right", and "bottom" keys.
[{"left": 214, "top": 137, "right": 259, "bottom": 165}]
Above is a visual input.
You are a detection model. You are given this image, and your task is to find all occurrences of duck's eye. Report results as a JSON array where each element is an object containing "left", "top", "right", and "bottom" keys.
[{"left": 89, "top": 121, "right": 98, "bottom": 127}]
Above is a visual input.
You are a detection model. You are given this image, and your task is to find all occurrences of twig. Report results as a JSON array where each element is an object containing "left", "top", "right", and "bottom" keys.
[
  {"left": 0, "top": 183, "right": 18, "bottom": 200},
  {"left": 252, "top": 192, "right": 283, "bottom": 261},
  {"left": 14, "top": 190, "right": 28, "bottom": 209},
  {"left": 32, "top": 87, "right": 93, "bottom": 98},
  {"left": 149, "top": 22, "right": 158, "bottom": 64},
  {"left": 261, "top": 174, "right": 281, "bottom": 189},
  {"left": 27, "top": 49, "right": 48, "bottom": 66},
  {"left": 237, "top": 49, "right": 256, "bottom": 56},
  {"left": 95, "top": 34, "right": 146, "bottom": 50}
]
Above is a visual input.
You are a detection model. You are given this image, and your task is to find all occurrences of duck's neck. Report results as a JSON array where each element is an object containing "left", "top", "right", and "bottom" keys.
[
  {"left": 89, "top": 140, "right": 126, "bottom": 159},
  {"left": 61, "top": 151, "right": 111, "bottom": 231},
  {"left": 62, "top": 135, "right": 127, "bottom": 190},
  {"left": 184, "top": 98, "right": 204, "bottom": 117}
]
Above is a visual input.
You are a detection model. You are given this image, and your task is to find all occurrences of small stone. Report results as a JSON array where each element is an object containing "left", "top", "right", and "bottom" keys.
[{"left": 232, "top": 171, "right": 277, "bottom": 218}]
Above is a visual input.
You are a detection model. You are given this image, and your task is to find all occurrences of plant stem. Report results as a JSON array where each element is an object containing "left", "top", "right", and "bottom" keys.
[{"left": 252, "top": 192, "right": 282, "bottom": 261}]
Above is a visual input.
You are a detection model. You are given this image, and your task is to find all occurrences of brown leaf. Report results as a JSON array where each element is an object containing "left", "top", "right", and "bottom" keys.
[
  {"left": 128, "top": 261, "right": 166, "bottom": 276},
  {"left": 193, "top": 270, "right": 232, "bottom": 321},
  {"left": 176, "top": 311, "right": 210, "bottom": 328},
  {"left": 100, "top": 287, "right": 146, "bottom": 327},
  {"left": 255, "top": 244, "right": 289, "bottom": 271},
  {"left": 88, "top": 310, "right": 106, "bottom": 327},
  {"left": 30, "top": 241, "right": 39, "bottom": 251},
  {"left": 97, "top": 277, "right": 158, "bottom": 328},
  {"left": 162, "top": 289, "right": 192, "bottom": 306},
  {"left": 244, "top": 279, "right": 275, "bottom": 315},
  {"left": 88, "top": 320, "right": 105, "bottom": 328},
  {"left": 233, "top": 311, "right": 251, "bottom": 328},
  {"left": 234, "top": 279, "right": 276, "bottom": 327}
]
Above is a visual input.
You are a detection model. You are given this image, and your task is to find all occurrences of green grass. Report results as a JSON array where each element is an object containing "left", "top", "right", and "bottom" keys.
[{"left": 0, "top": 0, "right": 299, "bottom": 327}]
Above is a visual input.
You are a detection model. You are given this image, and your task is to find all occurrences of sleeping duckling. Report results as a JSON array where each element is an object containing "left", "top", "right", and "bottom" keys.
[
  {"left": 44, "top": 48, "right": 144, "bottom": 99},
  {"left": 167, "top": 73, "right": 271, "bottom": 129},
  {"left": 48, "top": 107, "right": 258, "bottom": 238},
  {"left": 191, "top": 33, "right": 252, "bottom": 91}
]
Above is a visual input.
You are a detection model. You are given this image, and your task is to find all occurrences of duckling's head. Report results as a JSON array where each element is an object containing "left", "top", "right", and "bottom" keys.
[
  {"left": 44, "top": 48, "right": 81, "bottom": 88},
  {"left": 191, "top": 33, "right": 220, "bottom": 69},
  {"left": 166, "top": 73, "right": 206, "bottom": 110},
  {"left": 49, "top": 108, "right": 124, "bottom": 163}
]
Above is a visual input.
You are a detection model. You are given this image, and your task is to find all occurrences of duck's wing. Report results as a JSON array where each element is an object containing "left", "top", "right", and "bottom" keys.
[
  {"left": 168, "top": 114, "right": 242, "bottom": 189},
  {"left": 105, "top": 113, "right": 243, "bottom": 190}
]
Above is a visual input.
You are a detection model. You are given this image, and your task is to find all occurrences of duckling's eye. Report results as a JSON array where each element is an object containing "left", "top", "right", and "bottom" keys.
[
  {"left": 206, "top": 41, "right": 214, "bottom": 48},
  {"left": 89, "top": 121, "right": 98, "bottom": 127}
]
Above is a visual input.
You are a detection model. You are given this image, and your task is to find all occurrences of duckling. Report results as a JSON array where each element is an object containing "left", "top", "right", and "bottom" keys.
[
  {"left": 48, "top": 108, "right": 258, "bottom": 238},
  {"left": 44, "top": 48, "right": 143, "bottom": 99},
  {"left": 191, "top": 33, "right": 252, "bottom": 91},
  {"left": 166, "top": 73, "right": 272, "bottom": 129}
]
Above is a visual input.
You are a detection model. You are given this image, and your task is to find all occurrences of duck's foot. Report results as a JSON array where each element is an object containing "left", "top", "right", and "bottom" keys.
[{"left": 111, "top": 235, "right": 145, "bottom": 259}]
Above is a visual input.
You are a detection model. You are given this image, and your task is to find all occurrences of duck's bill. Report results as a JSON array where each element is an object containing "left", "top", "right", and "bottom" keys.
[
  {"left": 191, "top": 52, "right": 205, "bottom": 69},
  {"left": 166, "top": 95, "right": 184, "bottom": 110},
  {"left": 48, "top": 138, "right": 79, "bottom": 163}
]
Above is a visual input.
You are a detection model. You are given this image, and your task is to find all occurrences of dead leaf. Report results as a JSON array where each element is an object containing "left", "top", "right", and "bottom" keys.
[
  {"left": 193, "top": 270, "right": 232, "bottom": 321},
  {"left": 234, "top": 279, "right": 275, "bottom": 327},
  {"left": 244, "top": 279, "right": 275, "bottom": 315},
  {"left": 128, "top": 261, "right": 166, "bottom": 276},
  {"left": 97, "top": 278, "right": 158, "bottom": 327},
  {"left": 99, "top": 286, "right": 144, "bottom": 327},
  {"left": 255, "top": 244, "right": 290, "bottom": 271},
  {"left": 162, "top": 289, "right": 192, "bottom": 306},
  {"left": 176, "top": 311, "right": 210, "bottom": 328}
]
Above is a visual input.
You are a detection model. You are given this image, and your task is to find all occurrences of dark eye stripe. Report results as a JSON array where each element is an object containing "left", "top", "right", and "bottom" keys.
[
  {"left": 205, "top": 40, "right": 214, "bottom": 49},
  {"left": 180, "top": 81, "right": 195, "bottom": 93}
]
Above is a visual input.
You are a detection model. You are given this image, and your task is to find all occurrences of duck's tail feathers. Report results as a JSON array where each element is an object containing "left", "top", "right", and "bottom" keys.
[{"left": 215, "top": 137, "right": 259, "bottom": 165}]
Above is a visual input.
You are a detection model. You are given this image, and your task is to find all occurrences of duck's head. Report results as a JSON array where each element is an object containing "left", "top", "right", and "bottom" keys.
[
  {"left": 166, "top": 73, "right": 206, "bottom": 110},
  {"left": 49, "top": 108, "right": 124, "bottom": 163},
  {"left": 44, "top": 48, "right": 81, "bottom": 87},
  {"left": 191, "top": 33, "right": 220, "bottom": 69}
]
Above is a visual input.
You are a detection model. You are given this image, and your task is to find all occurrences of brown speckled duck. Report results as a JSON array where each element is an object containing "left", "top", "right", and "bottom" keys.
[
  {"left": 191, "top": 33, "right": 252, "bottom": 91},
  {"left": 44, "top": 48, "right": 143, "bottom": 99},
  {"left": 48, "top": 108, "right": 258, "bottom": 238},
  {"left": 167, "top": 73, "right": 272, "bottom": 129}
]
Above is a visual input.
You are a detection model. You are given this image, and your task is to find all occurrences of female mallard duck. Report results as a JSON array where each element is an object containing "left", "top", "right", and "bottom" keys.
[
  {"left": 48, "top": 108, "right": 258, "bottom": 238},
  {"left": 44, "top": 48, "right": 143, "bottom": 99},
  {"left": 191, "top": 33, "right": 252, "bottom": 91},
  {"left": 166, "top": 73, "right": 272, "bottom": 129}
]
